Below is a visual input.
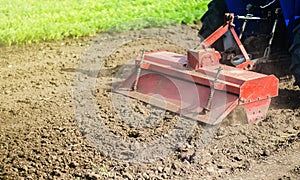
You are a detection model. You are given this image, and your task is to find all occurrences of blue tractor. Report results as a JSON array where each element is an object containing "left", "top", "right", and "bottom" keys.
[{"left": 198, "top": 0, "right": 300, "bottom": 86}]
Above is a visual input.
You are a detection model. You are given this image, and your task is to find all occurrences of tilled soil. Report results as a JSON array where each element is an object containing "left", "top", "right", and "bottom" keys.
[{"left": 0, "top": 25, "right": 300, "bottom": 180}]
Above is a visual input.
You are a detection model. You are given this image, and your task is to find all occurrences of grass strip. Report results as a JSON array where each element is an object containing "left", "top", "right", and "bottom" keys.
[{"left": 0, "top": 0, "right": 209, "bottom": 45}]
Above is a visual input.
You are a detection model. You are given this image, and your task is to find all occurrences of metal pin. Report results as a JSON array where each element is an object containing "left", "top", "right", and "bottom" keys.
[{"left": 133, "top": 48, "right": 146, "bottom": 91}]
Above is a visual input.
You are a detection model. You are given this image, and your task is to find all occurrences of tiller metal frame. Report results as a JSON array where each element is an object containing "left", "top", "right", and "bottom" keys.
[{"left": 114, "top": 14, "right": 278, "bottom": 125}]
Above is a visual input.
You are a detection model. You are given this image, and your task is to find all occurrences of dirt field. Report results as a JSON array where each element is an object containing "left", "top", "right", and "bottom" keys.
[{"left": 0, "top": 25, "right": 299, "bottom": 179}]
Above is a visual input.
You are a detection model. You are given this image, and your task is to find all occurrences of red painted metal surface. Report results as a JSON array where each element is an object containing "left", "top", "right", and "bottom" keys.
[
  {"left": 116, "top": 71, "right": 239, "bottom": 124},
  {"left": 114, "top": 51, "right": 279, "bottom": 124},
  {"left": 198, "top": 23, "right": 231, "bottom": 49},
  {"left": 187, "top": 48, "right": 221, "bottom": 69},
  {"left": 243, "top": 98, "right": 271, "bottom": 124}
]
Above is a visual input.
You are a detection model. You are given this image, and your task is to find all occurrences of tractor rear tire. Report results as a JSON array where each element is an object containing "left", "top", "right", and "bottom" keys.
[
  {"left": 290, "top": 23, "right": 300, "bottom": 86},
  {"left": 198, "top": 0, "right": 227, "bottom": 51},
  {"left": 198, "top": 0, "right": 227, "bottom": 39}
]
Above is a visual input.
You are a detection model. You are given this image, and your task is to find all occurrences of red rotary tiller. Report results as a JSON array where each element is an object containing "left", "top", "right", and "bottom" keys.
[{"left": 114, "top": 14, "right": 278, "bottom": 124}]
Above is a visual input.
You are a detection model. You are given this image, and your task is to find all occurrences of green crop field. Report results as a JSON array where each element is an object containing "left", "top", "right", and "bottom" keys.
[{"left": 0, "top": 0, "right": 209, "bottom": 45}]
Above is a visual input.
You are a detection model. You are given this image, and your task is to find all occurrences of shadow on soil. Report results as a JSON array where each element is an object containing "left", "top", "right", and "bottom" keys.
[{"left": 272, "top": 88, "right": 300, "bottom": 110}]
